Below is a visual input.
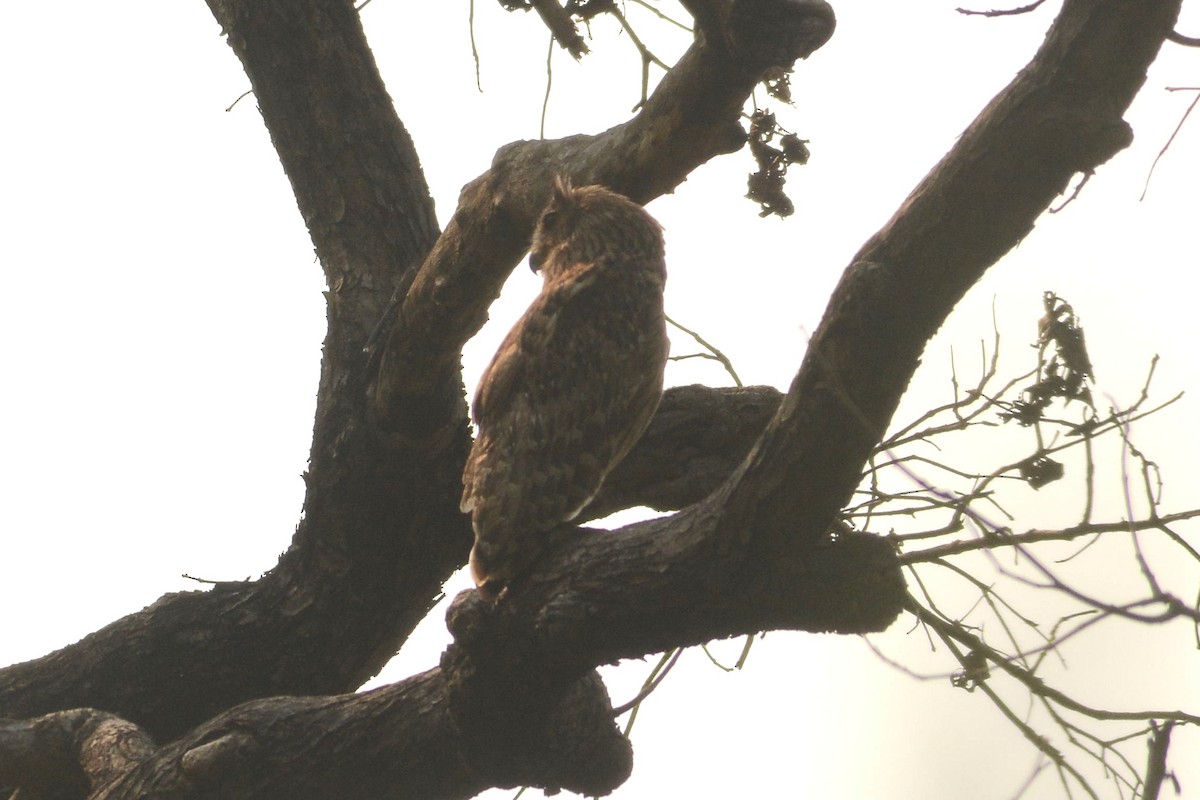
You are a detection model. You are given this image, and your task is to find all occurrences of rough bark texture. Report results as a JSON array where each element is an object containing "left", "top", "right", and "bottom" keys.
[
  {"left": 581, "top": 384, "right": 784, "bottom": 520},
  {"left": 0, "top": 0, "right": 1181, "bottom": 798},
  {"left": 369, "top": 0, "right": 836, "bottom": 440},
  {"left": 1, "top": 0, "right": 463, "bottom": 742}
]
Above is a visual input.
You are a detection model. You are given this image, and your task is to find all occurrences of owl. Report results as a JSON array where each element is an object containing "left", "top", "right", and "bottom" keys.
[{"left": 460, "top": 176, "right": 669, "bottom": 599}]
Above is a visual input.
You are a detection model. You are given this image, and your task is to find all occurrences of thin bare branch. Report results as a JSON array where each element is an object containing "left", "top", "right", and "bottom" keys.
[
  {"left": 956, "top": 0, "right": 1048, "bottom": 17},
  {"left": 628, "top": 0, "right": 693, "bottom": 32},
  {"left": 901, "top": 509, "right": 1200, "bottom": 563},
  {"left": 1140, "top": 88, "right": 1200, "bottom": 200},
  {"left": 469, "top": 0, "right": 484, "bottom": 92},
  {"left": 611, "top": 647, "right": 684, "bottom": 717},
  {"left": 610, "top": 5, "right": 670, "bottom": 108},
  {"left": 666, "top": 315, "right": 744, "bottom": 387},
  {"left": 909, "top": 599, "right": 1200, "bottom": 726},
  {"left": 1166, "top": 29, "right": 1200, "bottom": 46}
]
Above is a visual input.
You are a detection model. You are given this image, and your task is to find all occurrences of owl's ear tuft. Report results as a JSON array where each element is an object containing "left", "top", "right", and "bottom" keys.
[{"left": 551, "top": 174, "right": 574, "bottom": 206}]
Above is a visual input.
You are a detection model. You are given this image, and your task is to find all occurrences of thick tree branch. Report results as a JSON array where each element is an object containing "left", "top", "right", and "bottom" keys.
[
  {"left": 2, "top": 521, "right": 896, "bottom": 800},
  {"left": 419, "top": 0, "right": 1182, "bottom": 678},
  {"left": 715, "top": 0, "right": 1181, "bottom": 560},
  {"left": 0, "top": 710, "right": 152, "bottom": 800},
  {"left": 44, "top": 671, "right": 628, "bottom": 800},
  {"left": 2, "top": 0, "right": 466, "bottom": 740},
  {"left": 1, "top": 0, "right": 1183, "bottom": 798},
  {"left": 354, "top": 5, "right": 1179, "bottom": 790},
  {"left": 0, "top": 0, "right": 832, "bottom": 735},
  {"left": 582, "top": 384, "right": 783, "bottom": 520},
  {"left": 371, "top": 0, "right": 835, "bottom": 439}
]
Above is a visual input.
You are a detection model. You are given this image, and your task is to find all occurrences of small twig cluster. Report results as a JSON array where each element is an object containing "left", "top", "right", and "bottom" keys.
[
  {"left": 626, "top": 295, "right": 1198, "bottom": 800},
  {"left": 857, "top": 297, "right": 1198, "bottom": 800}
]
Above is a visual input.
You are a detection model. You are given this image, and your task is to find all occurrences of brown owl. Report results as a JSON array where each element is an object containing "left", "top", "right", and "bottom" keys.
[{"left": 460, "top": 177, "right": 669, "bottom": 599}]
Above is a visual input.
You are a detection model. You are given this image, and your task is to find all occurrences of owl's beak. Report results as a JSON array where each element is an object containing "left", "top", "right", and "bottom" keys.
[{"left": 528, "top": 251, "right": 543, "bottom": 274}]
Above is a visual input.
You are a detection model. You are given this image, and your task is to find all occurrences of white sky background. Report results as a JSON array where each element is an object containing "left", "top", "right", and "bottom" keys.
[{"left": 1, "top": 2, "right": 1198, "bottom": 799}]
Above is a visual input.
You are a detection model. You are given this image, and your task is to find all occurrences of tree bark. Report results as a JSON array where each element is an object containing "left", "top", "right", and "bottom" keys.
[
  {"left": 0, "top": 0, "right": 835, "bottom": 744},
  {"left": 0, "top": 0, "right": 1182, "bottom": 798}
]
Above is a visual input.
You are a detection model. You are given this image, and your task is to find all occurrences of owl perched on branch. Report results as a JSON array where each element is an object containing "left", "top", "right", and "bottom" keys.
[{"left": 461, "top": 177, "right": 670, "bottom": 600}]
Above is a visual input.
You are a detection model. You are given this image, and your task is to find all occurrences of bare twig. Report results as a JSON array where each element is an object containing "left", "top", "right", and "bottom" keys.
[
  {"left": 628, "top": 0, "right": 692, "bottom": 32},
  {"left": 667, "top": 315, "right": 744, "bottom": 387},
  {"left": 610, "top": 5, "right": 670, "bottom": 109},
  {"left": 901, "top": 509, "right": 1200, "bottom": 562},
  {"left": 1166, "top": 29, "right": 1200, "bottom": 46},
  {"left": 224, "top": 89, "right": 253, "bottom": 112},
  {"left": 469, "top": 0, "right": 484, "bottom": 92},
  {"left": 909, "top": 598, "right": 1200, "bottom": 726},
  {"left": 860, "top": 301, "right": 1197, "bottom": 800},
  {"left": 956, "top": 0, "right": 1048, "bottom": 17},
  {"left": 541, "top": 33, "right": 554, "bottom": 138},
  {"left": 1140, "top": 88, "right": 1200, "bottom": 200},
  {"left": 613, "top": 647, "right": 684, "bottom": 718}
]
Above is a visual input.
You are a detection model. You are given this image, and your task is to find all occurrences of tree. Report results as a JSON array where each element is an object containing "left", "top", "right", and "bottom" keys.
[{"left": 1, "top": 1, "right": 1197, "bottom": 798}]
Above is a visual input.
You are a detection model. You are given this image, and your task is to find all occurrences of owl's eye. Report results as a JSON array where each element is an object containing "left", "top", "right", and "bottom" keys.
[{"left": 540, "top": 210, "right": 559, "bottom": 229}]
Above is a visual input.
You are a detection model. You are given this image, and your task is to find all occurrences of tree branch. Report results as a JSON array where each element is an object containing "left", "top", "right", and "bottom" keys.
[
  {"left": 0, "top": 0, "right": 834, "bottom": 738},
  {"left": 716, "top": 0, "right": 1181, "bottom": 560},
  {"left": 0, "top": 709, "right": 152, "bottom": 800},
  {"left": 531, "top": 0, "right": 589, "bottom": 58},
  {"left": 582, "top": 384, "right": 783, "bottom": 520},
  {"left": 1, "top": 0, "right": 1185, "bottom": 798},
  {"left": 370, "top": 0, "right": 835, "bottom": 439},
  {"left": 61, "top": 671, "right": 627, "bottom": 800},
  {"left": 1, "top": 0, "right": 462, "bottom": 740}
]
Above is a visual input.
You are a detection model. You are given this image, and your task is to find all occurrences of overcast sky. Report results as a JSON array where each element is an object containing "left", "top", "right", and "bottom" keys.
[{"left": 1, "top": 2, "right": 1197, "bottom": 798}]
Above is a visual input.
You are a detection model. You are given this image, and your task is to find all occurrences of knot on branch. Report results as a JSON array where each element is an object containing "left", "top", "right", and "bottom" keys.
[
  {"left": 728, "top": 0, "right": 835, "bottom": 72},
  {"left": 0, "top": 709, "right": 153, "bottom": 800},
  {"left": 441, "top": 603, "right": 631, "bottom": 796},
  {"left": 539, "top": 672, "right": 633, "bottom": 795},
  {"left": 180, "top": 730, "right": 260, "bottom": 784}
]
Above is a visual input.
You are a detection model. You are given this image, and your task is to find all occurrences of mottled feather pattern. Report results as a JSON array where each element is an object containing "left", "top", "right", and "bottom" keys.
[{"left": 461, "top": 177, "right": 669, "bottom": 599}]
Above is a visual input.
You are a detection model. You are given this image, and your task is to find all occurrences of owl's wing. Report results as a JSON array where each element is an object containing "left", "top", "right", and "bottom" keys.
[
  {"left": 470, "top": 324, "right": 526, "bottom": 429},
  {"left": 471, "top": 266, "right": 601, "bottom": 427},
  {"left": 477, "top": 261, "right": 665, "bottom": 527},
  {"left": 460, "top": 323, "right": 523, "bottom": 516},
  {"left": 461, "top": 270, "right": 596, "bottom": 517}
]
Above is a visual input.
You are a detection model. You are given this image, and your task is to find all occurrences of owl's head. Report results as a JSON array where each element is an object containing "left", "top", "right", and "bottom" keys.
[{"left": 528, "top": 175, "right": 665, "bottom": 280}]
